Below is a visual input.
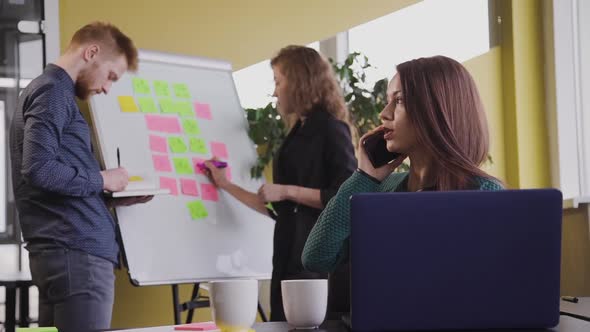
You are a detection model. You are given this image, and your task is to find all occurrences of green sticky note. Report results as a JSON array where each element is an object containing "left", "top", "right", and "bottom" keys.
[
  {"left": 176, "top": 101, "right": 194, "bottom": 116},
  {"left": 189, "top": 137, "right": 208, "bottom": 154},
  {"left": 159, "top": 98, "right": 176, "bottom": 113},
  {"left": 138, "top": 97, "right": 158, "bottom": 113},
  {"left": 173, "top": 83, "right": 191, "bottom": 98},
  {"left": 16, "top": 328, "right": 58, "bottom": 332},
  {"left": 187, "top": 200, "right": 208, "bottom": 220},
  {"left": 168, "top": 137, "right": 188, "bottom": 153},
  {"left": 132, "top": 78, "right": 151, "bottom": 94},
  {"left": 173, "top": 157, "right": 193, "bottom": 174},
  {"left": 154, "top": 80, "right": 170, "bottom": 97},
  {"left": 182, "top": 119, "right": 200, "bottom": 135}
]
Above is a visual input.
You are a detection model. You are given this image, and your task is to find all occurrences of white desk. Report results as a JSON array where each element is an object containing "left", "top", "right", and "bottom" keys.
[
  {"left": 561, "top": 297, "right": 590, "bottom": 321},
  {"left": 113, "top": 317, "right": 590, "bottom": 332}
]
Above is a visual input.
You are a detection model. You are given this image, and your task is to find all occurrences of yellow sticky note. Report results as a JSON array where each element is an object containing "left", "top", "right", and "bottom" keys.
[
  {"left": 129, "top": 176, "right": 143, "bottom": 182},
  {"left": 118, "top": 96, "right": 139, "bottom": 113}
]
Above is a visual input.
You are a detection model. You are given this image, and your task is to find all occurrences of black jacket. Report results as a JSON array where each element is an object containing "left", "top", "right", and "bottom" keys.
[{"left": 270, "top": 107, "right": 356, "bottom": 318}]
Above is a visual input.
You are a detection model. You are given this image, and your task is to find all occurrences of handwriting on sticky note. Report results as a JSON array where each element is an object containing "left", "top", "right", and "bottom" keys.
[
  {"left": 118, "top": 96, "right": 139, "bottom": 113},
  {"left": 138, "top": 97, "right": 158, "bottom": 113},
  {"left": 210, "top": 142, "right": 228, "bottom": 159},
  {"left": 145, "top": 115, "right": 181, "bottom": 133},
  {"left": 176, "top": 101, "right": 194, "bottom": 116},
  {"left": 181, "top": 179, "right": 199, "bottom": 196},
  {"left": 149, "top": 135, "right": 168, "bottom": 153},
  {"left": 168, "top": 137, "right": 188, "bottom": 153},
  {"left": 201, "top": 183, "right": 219, "bottom": 201},
  {"left": 194, "top": 102, "right": 212, "bottom": 120},
  {"left": 152, "top": 154, "right": 173, "bottom": 172},
  {"left": 187, "top": 200, "right": 208, "bottom": 220},
  {"left": 173, "top": 83, "right": 191, "bottom": 99},
  {"left": 182, "top": 119, "right": 200, "bottom": 135},
  {"left": 133, "top": 78, "right": 151, "bottom": 94},
  {"left": 159, "top": 98, "right": 176, "bottom": 114},
  {"left": 189, "top": 137, "right": 208, "bottom": 154},
  {"left": 154, "top": 80, "right": 170, "bottom": 97},
  {"left": 192, "top": 158, "right": 205, "bottom": 174},
  {"left": 160, "top": 176, "right": 178, "bottom": 196},
  {"left": 173, "top": 157, "right": 193, "bottom": 175}
]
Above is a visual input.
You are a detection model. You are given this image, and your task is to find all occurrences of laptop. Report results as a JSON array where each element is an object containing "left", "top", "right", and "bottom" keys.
[{"left": 348, "top": 189, "right": 562, "bottom": 331}]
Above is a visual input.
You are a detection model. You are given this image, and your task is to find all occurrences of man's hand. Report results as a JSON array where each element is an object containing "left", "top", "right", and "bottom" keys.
[
  {"left": 101, "top": 167, "right": 129, "bottom": 192},
  {"left": 106, "top": 195, "right": 154, "bottom": 208}
]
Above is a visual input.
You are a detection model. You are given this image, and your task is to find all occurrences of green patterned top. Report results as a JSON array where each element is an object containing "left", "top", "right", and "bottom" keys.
[{"left": 301, "top": 171, "right": 504, "bottom": 273}]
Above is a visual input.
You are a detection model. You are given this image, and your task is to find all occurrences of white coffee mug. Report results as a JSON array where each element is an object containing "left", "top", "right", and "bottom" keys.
[
  {"left": 281, "top": 279, "right": 328, "bottom": 329},
  {"left": 209, "top": 279, "right": 258, "bottom": 331}
]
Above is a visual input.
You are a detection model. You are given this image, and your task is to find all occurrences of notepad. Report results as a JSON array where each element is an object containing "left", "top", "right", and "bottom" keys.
[
  {"left": 111, "top": 188, "right": 171, "bottom": 198},
  {"left": 108, "top": 174, "right": 171, "bottom": 197}
]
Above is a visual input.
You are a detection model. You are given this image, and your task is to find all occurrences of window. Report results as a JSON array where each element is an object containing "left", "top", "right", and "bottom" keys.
[
  {"left": 348, "top": 0, "right": 491, "bottom": 88},
  {"left": 549, "top": 0, "right": 590, "bottom": 204}
]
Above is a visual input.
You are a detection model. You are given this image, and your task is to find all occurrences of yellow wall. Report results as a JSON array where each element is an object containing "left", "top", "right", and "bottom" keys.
[
  {"left": 59, "top": 0, "right": 418, "bottom": 70},
  {"left": 464, "top": 47, "right": 506, "bottom": 181},
  {"left": 498, "top": 0, "right": 551, "bottom": 189}
]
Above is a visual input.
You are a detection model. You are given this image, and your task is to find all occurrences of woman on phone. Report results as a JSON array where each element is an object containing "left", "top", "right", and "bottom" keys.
[
  {"left": 204, "top": 45, "right": 356, "bottom": 321},
  {"left": 302, "top": 55, "right": 503, "bottom": 285}
]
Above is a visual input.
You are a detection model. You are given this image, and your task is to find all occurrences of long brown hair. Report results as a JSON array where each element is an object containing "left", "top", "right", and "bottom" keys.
[
  {"left": 270, "top": 45, "right": 351, "bottom": 128},
  {"left": 397, "top": 55, "right": 497, "bottom": 190}
]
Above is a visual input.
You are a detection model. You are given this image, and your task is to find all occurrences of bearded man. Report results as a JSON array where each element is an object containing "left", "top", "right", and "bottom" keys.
[{"left": 10, "top": 21, "right": 151, "bottom": 332}]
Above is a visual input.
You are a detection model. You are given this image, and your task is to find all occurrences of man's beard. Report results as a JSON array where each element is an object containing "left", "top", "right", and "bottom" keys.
[{"left": 75, "top": 68, "right": 95, "bottom": 100}]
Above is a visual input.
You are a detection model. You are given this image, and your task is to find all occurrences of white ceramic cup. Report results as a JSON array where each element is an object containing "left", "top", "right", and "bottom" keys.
[
  {"left": 281, "top": 279, "right": 328, "bottom": 329},
  {"left": 209, "top": 279, "right": 258, "bottom": 331}
]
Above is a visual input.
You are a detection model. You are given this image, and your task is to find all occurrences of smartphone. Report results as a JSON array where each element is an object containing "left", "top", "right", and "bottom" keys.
[{"left": 362, "top": 130, "right": 401, "bottom": 168}]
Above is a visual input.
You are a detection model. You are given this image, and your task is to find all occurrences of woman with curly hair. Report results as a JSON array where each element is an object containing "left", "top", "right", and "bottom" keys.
[{"left": 204, "top": 45, "right": 357, "bottom": 320}]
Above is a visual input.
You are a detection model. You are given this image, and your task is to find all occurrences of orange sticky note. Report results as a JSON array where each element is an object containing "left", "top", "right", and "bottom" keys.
[{"left": 118, "top": 96, "right": 139, "bottom": 113}]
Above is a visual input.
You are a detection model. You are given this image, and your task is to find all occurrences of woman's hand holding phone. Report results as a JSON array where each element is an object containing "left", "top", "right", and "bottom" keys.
[{"left": 358, "top": 126, "right": 406, "bottom": 181}]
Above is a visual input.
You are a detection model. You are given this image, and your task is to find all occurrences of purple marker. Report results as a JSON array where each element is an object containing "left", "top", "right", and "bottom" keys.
[{"left": 197, "top": 160, "right": 227, "bottom": 170}]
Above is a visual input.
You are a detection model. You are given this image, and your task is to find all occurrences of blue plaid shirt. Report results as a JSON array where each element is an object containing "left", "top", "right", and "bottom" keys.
[{"left": 10, "top": 64, "right": 119, "bottom": 264}]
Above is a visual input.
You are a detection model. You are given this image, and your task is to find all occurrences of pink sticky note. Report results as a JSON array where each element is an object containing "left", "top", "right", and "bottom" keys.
[
  {"left": 160, "top": 177, "right": 178, "bottom": 196},
  {"left": 194, "top": 102, "right": 212, "bottom": 120},
  {"left": 225, "top": 166, "right": 232, "bottom": 181},
  {"left": 181, "top": 179, "right": 199, "bottom": 196},
  {"left": 174, "top": 321, "right": 218, "bottom": 331},
  {"left": 152, "top": 154, "right": 173, "bottom": 172},
  {"left": 210, "top": 142, "right": 228, "bottom": 159},
  {"left": 201, "top": 183, "right": 219, "bottom": 201},
  {"left": 149, "top": 135, "right": 168, "bottom": 153},
  {"left": 145, "top": 114, "right": 182, "bottom": 133},
  {"left": 192, "top": 157, "right": 206, "bottom": 174}
]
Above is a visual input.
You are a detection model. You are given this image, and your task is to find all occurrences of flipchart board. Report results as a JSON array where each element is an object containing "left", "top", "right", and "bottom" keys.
[{"left": 89, "top": 50, "right": 274, "bottom": 286}]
